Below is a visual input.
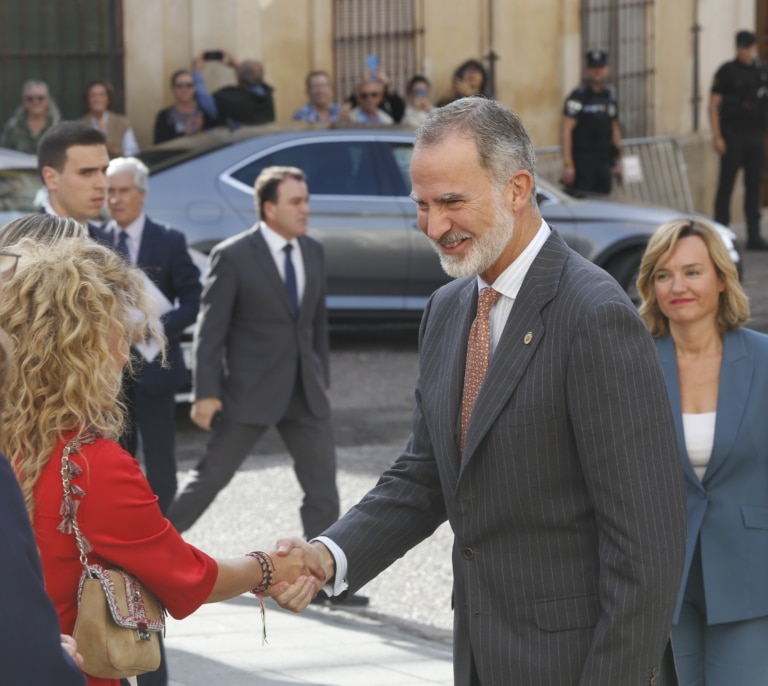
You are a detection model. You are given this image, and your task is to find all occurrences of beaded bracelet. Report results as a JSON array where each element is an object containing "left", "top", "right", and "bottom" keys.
[
  {"left": 246, "top": 551, "right": 274, "bottom": 645},
  {"left": 246, "top": 551, "right": 274, "bottom": 595}
]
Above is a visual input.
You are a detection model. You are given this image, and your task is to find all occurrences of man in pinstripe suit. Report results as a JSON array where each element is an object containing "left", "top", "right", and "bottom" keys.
[{"left": 278, "top": 97, "right": 686, "bottom": 685}]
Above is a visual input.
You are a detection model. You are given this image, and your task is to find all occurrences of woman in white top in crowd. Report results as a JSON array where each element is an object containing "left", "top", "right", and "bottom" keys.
[{"left": 637, "top": 217, "right": 768, "bottom": 685}]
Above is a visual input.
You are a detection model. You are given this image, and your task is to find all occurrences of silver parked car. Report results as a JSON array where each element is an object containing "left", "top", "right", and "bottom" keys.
[{"left": 139, "top": 124, "right": 739, "bottom": 319}]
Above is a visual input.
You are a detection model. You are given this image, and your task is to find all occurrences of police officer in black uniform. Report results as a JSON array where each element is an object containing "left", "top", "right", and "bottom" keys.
[
  {"left": 560, "top": 49, "right": 623, "bottom": 195},
  {"left": 710, "top": 30, "right": 768, "bottom": 251}
]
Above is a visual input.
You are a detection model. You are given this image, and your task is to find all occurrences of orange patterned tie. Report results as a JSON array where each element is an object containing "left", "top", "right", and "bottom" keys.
[{"left": 460, "top": 287, "right": 501, "bottom": 453}]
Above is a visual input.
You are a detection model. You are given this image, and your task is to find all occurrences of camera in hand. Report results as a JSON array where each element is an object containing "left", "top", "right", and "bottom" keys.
[{"left": 203, "top": 50, "right": 224, "bottom": 61}]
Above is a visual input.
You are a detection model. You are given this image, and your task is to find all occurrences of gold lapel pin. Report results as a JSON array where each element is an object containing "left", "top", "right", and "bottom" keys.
[{"left": 523, "top": 332, "right": 533, "bottom": 345}]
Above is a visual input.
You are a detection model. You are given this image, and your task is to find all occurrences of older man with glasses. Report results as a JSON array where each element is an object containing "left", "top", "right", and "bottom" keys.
[
  {"left": 345, "top": 78, "right": 394, "bottom": 124},
  {"left": 1, "top": 80, "right": 62, "bottom": 154}
]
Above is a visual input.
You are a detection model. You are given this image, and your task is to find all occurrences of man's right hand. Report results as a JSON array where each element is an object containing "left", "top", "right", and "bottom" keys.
[
  {"left": 713, "top": 135, "right": 726, "bottom": 156},
  {"left": 560, "top": 165, "right": 576, "bottom": 186},
  {"left": 191, "top": 397, "right": 223, "bottom": 431}
]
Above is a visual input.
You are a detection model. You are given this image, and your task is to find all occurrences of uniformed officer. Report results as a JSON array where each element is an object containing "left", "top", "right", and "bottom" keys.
[
  {"left": 710, "top": 30, "right": 768, "bottom": 251},
  {"left": 560, "top": 49, "right": 623, "bottom": 195}
]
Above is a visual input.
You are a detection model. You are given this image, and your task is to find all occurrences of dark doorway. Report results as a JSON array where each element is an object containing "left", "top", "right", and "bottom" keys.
[{"left": 0, "top": 1, "right": 124, "bottom": 129}]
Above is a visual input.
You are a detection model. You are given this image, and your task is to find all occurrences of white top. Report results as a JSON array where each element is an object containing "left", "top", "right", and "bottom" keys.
[{"left": 682, "top": 412, "right": 716, "bottom": 480}]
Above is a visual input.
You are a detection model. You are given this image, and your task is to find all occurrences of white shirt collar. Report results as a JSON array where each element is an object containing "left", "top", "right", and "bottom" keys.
[
  {"left": 477, "top": 220, "right": 551, "bottom": 296},
  {"left": 110, "top": 212, "right": 145, "bottom": 241},
  {"left": 258, "top": 221, "right": 301, "bottom": 257},
  {"left": 42, "top": 198, "right": 89, "bottom": 228}
]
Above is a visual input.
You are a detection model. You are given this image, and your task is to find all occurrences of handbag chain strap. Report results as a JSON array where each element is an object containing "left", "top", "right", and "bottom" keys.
[{"left": 59, "top": 432, "right": 98, "bottom": 577}]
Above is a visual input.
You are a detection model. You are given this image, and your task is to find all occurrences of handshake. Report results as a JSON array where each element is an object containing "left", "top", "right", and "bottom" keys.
[{"left": 258, "top": 537, "right": 337, "bottom": 613}]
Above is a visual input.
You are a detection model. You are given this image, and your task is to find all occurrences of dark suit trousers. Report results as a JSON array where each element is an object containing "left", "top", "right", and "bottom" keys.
[
  {"left": 715, "top": 128, "right": 765, "bottom": 240},
  {"left": 168, "top": 378, "right": 339, "bottom": 538},
  {"left": 120, "top": 372, "right": 178, "bottom": 515}
]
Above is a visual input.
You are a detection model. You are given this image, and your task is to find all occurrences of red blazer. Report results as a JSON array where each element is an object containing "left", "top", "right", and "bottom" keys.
[{"left": 33, "top": 432, "right": 218, "bottom": 686}]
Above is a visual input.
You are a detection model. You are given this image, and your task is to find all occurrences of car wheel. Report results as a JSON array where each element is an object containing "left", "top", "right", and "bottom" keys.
[{"left": 603, "top": 248, "right": 644, "bottom": 306}]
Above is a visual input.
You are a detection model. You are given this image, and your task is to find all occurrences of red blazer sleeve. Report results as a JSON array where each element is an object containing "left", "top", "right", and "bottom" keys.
[{"left": 34, "top": 435, "right": 218, "bottom": 626}]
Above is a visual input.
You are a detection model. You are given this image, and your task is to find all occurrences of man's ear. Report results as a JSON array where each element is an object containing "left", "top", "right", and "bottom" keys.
[
  {"left": 262, "top": 200, "right": 275, "bottom": 223},
  {"left": 505, "top": 170, "right": 535, "bottom": 211},
  {"left": 41, "top": 166, "right": 58, "bottom": 191}
]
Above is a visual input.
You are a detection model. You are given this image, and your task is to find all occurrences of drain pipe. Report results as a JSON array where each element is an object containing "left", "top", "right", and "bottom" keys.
[
  {"left": 691, "top": 0, "right": 701, "bottom": 131},
  {"left": 485, "top": 0, "right": 498, "bottom": 98}
]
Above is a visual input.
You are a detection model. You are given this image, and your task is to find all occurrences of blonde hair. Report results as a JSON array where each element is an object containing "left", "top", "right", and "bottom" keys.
[
  {"left": 637, "top": 217, "right": 749, "bottom": 338},
  {"left": 0, "top": 237, "right": 163, "bottom": 515}
]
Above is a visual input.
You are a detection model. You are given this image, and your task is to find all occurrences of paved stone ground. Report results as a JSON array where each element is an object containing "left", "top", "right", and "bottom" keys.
[{"left": 174, "top": 221, "right": 768, "bottom": 642}]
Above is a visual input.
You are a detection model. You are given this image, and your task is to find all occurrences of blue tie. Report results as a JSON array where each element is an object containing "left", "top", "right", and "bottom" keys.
[
  {"left": 116, "top": 230, "right": 130, "bottom": 261},
  {"left": 283, "top": 243, "right": 299, "bottom": 318}
]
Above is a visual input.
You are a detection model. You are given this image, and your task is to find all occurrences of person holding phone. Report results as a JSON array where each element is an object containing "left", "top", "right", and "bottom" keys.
[
  {"left": 344, "top": 78, "right": 395, "bottom": 124},
  {"left": 153, "top": 69, "right": 216, "bottom": 144},
  {"left": 341, "top": 56, "right": 405, "bottom": 123},
  {"left": 192, "top": 50, "right": 275, "bottom": 127}
]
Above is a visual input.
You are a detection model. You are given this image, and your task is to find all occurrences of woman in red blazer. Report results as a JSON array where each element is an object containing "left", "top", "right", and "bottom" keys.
[{"left": 0, "top": 215, "right": 322, "bottom": 686}]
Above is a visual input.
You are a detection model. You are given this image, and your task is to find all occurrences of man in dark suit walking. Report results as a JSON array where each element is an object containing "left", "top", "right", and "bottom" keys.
[
  {"left": 279, "top": 98, "right": 686, "bottom": 684},
  {"left": 168, "top": 166, "right": 340, "bottom": 545},
  {"left": 104, "top": 156, "right": 201, "bottom": 514}
]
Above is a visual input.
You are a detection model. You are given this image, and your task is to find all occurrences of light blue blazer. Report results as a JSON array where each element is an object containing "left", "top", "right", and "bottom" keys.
[{"left": 657, "top": 327, "right": 768, "bottom": 624}]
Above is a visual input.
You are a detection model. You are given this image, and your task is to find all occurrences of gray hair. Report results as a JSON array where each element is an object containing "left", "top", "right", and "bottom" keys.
[
  {"left": 237, "top": 60, "right": 264, "bottom": 87},
  {"left": 22, "top": 80, "right": 50, "bottom": 96},
  {"left": 106, "top": 156, "right": 149, "bottom": 192},
  {"left": 416, "top": 97, "right": 537, "bottom": 206}
]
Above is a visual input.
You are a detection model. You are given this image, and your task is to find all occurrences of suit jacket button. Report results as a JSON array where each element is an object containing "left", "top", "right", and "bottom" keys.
[
  {"left": 462, "top": 547, "right": 474, "bottom": 560},
  {"left": 650, "top": 677, "right": 658, "bottom": 686},
  {"left": 652, "top": 667, "right": 659, "bottom": 676}
]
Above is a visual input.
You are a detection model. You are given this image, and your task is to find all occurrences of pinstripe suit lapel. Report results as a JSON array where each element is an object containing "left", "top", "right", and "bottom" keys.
[
  {"left": 460, "top": 233, "right": 564, "bottom": 467},
  {"left": 447, "top": 281, "right": 479, "bottom": 461}
]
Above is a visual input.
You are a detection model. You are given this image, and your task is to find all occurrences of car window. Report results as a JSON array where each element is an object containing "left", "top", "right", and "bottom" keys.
[
  {"left": 0, "top": 168, "right": 43, "bottom": 212},
  {"left": 229, "top": 141, "right": 384, "bottom": 196},
  {"left": 389, "top": 143, "right": 413, "bottom": 192}
]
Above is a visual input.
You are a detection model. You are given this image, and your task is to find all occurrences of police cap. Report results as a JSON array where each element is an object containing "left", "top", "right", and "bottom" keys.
[
  {"left": 736, "top": 30, "right": 757, "bottom": 48},
  {"left": 586, "top": 49, "right": 609, "bottom": 68}
]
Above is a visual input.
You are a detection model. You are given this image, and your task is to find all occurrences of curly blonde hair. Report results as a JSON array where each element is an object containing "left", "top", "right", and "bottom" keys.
[
  {"left": 0, "top": 237, "right": 163, "bottom": 515},
  {"left": 637, "top": 217, "right": 749, "bottom": 338}
]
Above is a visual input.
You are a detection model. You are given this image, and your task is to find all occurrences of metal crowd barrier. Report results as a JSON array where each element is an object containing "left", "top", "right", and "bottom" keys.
[{"left": 535, "top": 136, "right": 694, "bottom": 213}]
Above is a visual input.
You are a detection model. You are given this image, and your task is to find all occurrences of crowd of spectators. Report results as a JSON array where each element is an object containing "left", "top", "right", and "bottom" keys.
[{"left": 1, "top": 54, "right": 486, "bottom": 154}]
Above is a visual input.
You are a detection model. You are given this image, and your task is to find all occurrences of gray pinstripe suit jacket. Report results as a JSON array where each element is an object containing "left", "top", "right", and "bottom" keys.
[{"left": 323, "top": 231, "right": 686, "bottom": 685}]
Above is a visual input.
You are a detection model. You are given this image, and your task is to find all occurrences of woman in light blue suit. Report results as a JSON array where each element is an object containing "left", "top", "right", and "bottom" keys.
[{"left": 637, "top": 217, "right": 768, "bottom": 685}]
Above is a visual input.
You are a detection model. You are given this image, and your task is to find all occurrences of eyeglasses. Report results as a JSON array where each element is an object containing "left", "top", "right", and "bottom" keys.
[
  {"left": 173, "top": 81, "right": 195, "bottom": 89},
  {"left": 0, "top": 252, "right": 20, "bottom": 282},
  {"left": 359, "top": 91, "right": 381, "bottom": 99},
  {"left": 24, "top": 94, "right": 47, "bottom": 102}
]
